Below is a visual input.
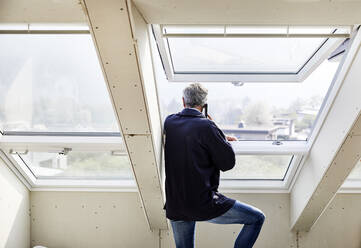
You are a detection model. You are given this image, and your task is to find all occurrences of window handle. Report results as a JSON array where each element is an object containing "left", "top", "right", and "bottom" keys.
[
  {"left": 9, "top": 149, "right": 28, "bottom": 155},
  {"left": 272, "top": 140, "right": 283, "bottom": 146}
]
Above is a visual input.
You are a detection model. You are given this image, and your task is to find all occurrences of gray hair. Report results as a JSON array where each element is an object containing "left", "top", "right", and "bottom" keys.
[{"left": 183, "top": 83, "right": 208, "bottom": 108}]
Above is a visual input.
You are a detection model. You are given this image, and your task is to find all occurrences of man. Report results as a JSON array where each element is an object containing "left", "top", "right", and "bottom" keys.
[{"left": 164, "top": 83, "right": 265, "bottom": 248}]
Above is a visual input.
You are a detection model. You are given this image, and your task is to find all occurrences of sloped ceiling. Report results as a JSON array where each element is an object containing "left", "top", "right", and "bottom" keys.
[
  {"left": 133, "top": 0, "right": 361, "bottom": 25},
  {"left": 1, "top": 0, "right": 361, "bottom": 25}
]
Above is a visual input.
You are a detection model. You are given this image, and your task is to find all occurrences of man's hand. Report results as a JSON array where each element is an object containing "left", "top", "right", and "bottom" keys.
[
  {"left": 226, "top": 135, "right": 238, "bottom": 141},
  {"left": 206, "top": 114, "right": 237, "bottom": 141}
]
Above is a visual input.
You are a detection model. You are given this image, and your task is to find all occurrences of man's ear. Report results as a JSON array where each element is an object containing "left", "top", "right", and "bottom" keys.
[{"left": 182, "top": 97, "right": 186, "bottom": 108}]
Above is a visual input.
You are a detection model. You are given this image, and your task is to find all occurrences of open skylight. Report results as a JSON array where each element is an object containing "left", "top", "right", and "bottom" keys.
[
  {"left": 153, "top": 25, "right": 350, "bottom": 82},
  {"left": 150, "top": 25, "right": 350, "bottom": 182}
]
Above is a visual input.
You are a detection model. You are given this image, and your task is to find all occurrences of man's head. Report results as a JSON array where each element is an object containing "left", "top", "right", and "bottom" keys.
[{"left": 182, "top": 83, "right": 208, "bottom": 110}]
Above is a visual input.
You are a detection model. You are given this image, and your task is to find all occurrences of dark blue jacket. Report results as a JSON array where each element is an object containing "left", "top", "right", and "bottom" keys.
[{"left": 164, "top": 108, "right": 236, "bottom": 221}]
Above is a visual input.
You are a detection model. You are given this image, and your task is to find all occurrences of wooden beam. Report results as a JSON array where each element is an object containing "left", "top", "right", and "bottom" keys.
[{"left": 81, "top": 0, "right": 167, "bottom": 230}]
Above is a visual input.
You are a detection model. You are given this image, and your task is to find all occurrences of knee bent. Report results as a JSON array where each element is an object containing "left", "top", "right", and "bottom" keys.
[{"left": 256, "top": 211, "right": 266, "bottom": 224}]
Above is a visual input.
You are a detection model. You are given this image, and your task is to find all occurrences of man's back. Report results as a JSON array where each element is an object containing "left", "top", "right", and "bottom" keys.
[{"left": 164, "top": 108, "right": 236, "bottom": 221}]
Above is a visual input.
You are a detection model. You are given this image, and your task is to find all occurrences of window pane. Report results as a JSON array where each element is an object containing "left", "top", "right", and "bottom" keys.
[
  {"left": 153, "top": 29, "right": 340, "bottom": 141},
  {"left": 0, "top": 34, "right": 118, "bottom": 132},
  {"left": 15, "top": 151, "right": 133, "bottom": 179},
  {"left": 221, "top": 155, "right": 293, "bottom": 180},
  {"left": 163, "top": 26, "right": 347, "bottom": 74},
  {"left": 168, "top": 37, "right": 325, "bottom": 73},
  {"left": 348, "top": 161, "right": 361, "bottom": 180}
]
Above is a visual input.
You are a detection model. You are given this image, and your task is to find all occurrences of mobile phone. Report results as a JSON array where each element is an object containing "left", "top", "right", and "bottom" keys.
[{"left": 203, "top": 104, "right": 208, "bottom": 118}]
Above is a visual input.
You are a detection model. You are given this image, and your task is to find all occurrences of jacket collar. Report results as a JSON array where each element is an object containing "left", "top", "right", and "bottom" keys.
[{"left": 178, "top": 108, "right": 206, "bottom": 118}]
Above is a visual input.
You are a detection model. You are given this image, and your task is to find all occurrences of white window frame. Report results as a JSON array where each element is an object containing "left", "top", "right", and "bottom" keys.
[
  {"left": 1, "top": 25, "right": 360, "bottom": 192},
  {"left": 152, "top": 24, "right": 349, "bottom": 83},
  {"left": 0, "top": 26, "right": 138, "bottom": 191},
  {"left": 150, "top": 25, "right": 361, "bottom": 192},
  {"left": 0, "top": 134, "right": 137, "bottom": 191}
]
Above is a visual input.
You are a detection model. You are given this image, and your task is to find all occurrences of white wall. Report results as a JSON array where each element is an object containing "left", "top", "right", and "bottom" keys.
[
  {"left": 30, "top": 192, "right": 159, "bottom": 248},
  {"left": 0, "top": 157, "right": 30, "bottom": 248},
  {"left": 30, "top": 191, "right": 361, "bottom": 248}
]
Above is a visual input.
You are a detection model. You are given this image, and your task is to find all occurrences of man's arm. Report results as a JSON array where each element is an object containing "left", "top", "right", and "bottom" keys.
[
  {"left": 205, "top": 121, "right": 236, "bottom": 172},
  {"left": 207, "top": 115, "right": 237, "bottom": 142}
]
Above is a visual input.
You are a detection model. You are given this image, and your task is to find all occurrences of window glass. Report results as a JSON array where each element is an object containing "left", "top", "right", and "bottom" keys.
[
  {"left": 15, "top": 151, "right": 133, "bottom": 179},
  {"left": 167, "top": 37, "right": 325, "bottom": 73},
  {"left": 163, "top": 26, "right": 346, "bottom": 74},
  {"left": 152, "top": 31, "right": 340, "bottom": 141},
  {"left": 0, "top": 34, "right": 118, "bottom": 132},
  {"left": 221, "top": 155, "right": 293, "bottom": 180}
]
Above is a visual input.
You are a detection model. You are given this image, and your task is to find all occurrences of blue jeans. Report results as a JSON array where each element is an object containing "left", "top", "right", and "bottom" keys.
[{"left": 170, "top": 201, "right": 265, "bottom": 248}]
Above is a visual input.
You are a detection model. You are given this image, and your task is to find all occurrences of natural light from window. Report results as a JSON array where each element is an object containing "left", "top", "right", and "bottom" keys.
[
  {"left": 0, "top": 34, "right": 118, "bottom": 133},
  {"left": 152, "top": 36, "right": 340, "bottom": 141},
  {"left": 151, "top": 25, "right": 346, "bottom": 181}
]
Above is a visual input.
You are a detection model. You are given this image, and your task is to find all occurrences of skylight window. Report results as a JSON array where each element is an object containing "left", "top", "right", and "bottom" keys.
[
  {"left": 0, "top": 34, "right": 118, "bottom": 133},
  {"left": 150, "top": 24, "right": 350, "bottom": 182},
  {"left": 0, "top": 27, "right": 134, "bottom": 188},
  {"left": 168, "top": 37, "right": 323, "bottom": 74},
  {"left": 153, "top": 25, "right": 350, "bottom": 82}
]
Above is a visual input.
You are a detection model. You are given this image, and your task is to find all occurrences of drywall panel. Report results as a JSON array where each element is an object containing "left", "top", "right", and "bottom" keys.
[
  {"left": 161, "top": 193, "right": 296, "bottom": 248},
  {"left": 0, "top": 0, "right": 85, "bottom": 23},
  {"left": 133, "top": 0, "right": 361, "bottom": 25},
  {"left": 30, "top": 192, "right": 159, "bottom": 248},
  {"left": 0, "top": 157, "right": 30, "bottom": 248},
  {"left": 30, "top": 192, "right": 361, "bottom": 248},
  {"left": 290, "top": 29, "right": 361, "bottom": 230},
  {"left": 298, "top": 193, "right": 361, "bottom": 248}
]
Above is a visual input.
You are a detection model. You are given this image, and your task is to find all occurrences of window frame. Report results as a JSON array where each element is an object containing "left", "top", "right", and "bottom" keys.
[
  {"left": 219, "top": 141, "right": 308, "bottom": 184},
  {"left": 152, "top": 24, "right": 349, "bottom": 82},
  {"left": 0, "top": 26, "right": 135, "bottom": 190},
  {"left": 149, "top": 25, "right": 361, "bottom": 191},
  {"left": 0, "top": 133, "right": 136, "bottom": 191},
  {"left": 0, "top": 25, "right": 358, "bottom": 192}
]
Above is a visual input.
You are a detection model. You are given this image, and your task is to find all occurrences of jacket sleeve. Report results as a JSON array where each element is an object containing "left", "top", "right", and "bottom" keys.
[{"left": 204, "top": 121, "right": 236, "bottom": 172}]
